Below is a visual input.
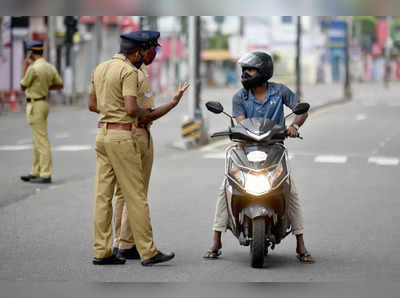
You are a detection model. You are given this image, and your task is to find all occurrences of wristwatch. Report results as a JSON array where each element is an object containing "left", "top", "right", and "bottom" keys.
[{"left": 291, "top": 124, "right": 300, "bottom": 130}]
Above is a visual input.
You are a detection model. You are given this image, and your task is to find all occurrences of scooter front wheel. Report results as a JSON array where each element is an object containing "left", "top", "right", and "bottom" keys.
[{"left": 250, "top": 217, "right": 265, "bottom": 268}]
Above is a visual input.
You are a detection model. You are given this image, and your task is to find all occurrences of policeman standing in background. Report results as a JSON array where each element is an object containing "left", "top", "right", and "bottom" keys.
[
  {"left": 112, "top": 31, "right": 189, "bottom": 259},
  {"left": 88, "top": 31, "right": 177, "bottom": 266},
  {"left": 20, "top": 41, "right": 63, "bottom": 184}
]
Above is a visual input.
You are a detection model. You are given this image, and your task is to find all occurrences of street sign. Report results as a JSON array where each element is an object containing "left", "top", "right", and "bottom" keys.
[{"left": 328, "top": 20, "right": 346, "bottom": 48}]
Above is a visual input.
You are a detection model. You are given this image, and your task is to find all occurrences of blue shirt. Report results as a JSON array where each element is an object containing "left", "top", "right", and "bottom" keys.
[{"left": 232, "top": 82, "right": 299, "bottom": 125}]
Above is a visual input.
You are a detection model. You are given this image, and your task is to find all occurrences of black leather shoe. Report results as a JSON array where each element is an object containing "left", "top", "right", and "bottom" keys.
[
  {"left": 20, "top": 174, "right": 38, "bottom": 182},
  {"left": 92, "top": 254, "right": 126, "bottom": 265},
  {"left": 29, "top": 177, "right": 52, "bottom": 184},
  {"left": 141, "top": 251, "right": 175, "bottom": 266},
  {"left": 119, "top": 245, "right": 140, "bottom": 259}
]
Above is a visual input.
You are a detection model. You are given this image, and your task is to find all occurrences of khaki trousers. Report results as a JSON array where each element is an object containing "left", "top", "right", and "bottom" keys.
[
  {"left": 26, "top": 100, "right": 52, "bottom": 178},
  {"left": 93, "top": 127, "right": 157, "bottom": 260},
  {"left": 213, "top": 175, "right": 304, "bottom": 235},
  {"left": 113, "top": 128, "right": 153, "bottom": 250}
]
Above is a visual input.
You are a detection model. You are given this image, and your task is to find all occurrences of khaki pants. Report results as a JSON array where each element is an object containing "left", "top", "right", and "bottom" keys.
[
  {"left": 113, "top": 128, "right": 153, "bottom": 250},
  {"left": 93, "top": 126, "right": 157, "bottom": 260},
  {"left": 213, "top": 175, "right": 304, "bottom": 235},
  {"left": 26, "top": 100, "right": 52, "bottom": 178}
]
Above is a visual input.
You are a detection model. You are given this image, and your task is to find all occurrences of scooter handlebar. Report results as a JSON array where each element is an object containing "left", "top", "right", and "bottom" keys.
[{"left": 285, "top": 129, "right": 303, "bottom": 140}]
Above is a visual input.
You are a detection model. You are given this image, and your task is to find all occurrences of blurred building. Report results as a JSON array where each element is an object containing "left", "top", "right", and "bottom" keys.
[{"left": 241, "top": 16, "right": 328, "bottom": 85}]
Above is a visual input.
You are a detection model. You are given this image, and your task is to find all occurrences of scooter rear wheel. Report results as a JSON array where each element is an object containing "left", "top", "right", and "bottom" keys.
[{"left": 250, "top": 217, "right": 265, "bottom": 268}]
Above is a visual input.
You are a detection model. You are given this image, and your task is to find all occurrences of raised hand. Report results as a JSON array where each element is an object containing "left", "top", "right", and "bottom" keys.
[{"left": 172, "top": 82, "right": 190, "bottom": 104}]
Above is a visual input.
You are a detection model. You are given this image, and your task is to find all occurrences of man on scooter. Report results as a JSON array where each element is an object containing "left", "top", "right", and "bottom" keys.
[{"left": 204, "top": 51, "right": 314, "bottom": 263}]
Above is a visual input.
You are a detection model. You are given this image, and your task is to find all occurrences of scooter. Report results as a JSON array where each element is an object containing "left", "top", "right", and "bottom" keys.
[{"left": 205, "top": 101, "right": 310, "bottom": 268}]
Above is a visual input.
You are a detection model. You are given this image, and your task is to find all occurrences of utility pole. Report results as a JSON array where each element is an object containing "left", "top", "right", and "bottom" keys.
[
  {"left": 239, "top": 16, "right": 244, "bottom": 37},
  {"left": 295, "top": 16, "right": 302, "bottom": 98},
  {"left": 139, "top": 16, "right": 145, "bottom": 29},
  {"left": 10, "top": 20, "right": 14, "bottom": 91},
  {"left": 384, "top": 16, "right": 393, "bottom": 88},
  {"left": 0, "top": 17, "right": 3, "bottom": 57},
  {"left": 344, "top": 17, "right": 352, "bottom": 99},
  {"left": 182, "top": 16, "right": 208, "bottom": 148},
  {"left": 63, "top": 16, "right": 78, "bottom": 104},
  {"left": 47, "top": 16, "right": 56, "bottom": 66}
]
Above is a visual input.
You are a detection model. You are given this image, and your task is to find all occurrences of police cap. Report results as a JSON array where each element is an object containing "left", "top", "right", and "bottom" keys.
[
  {"left": 26, "top": 40, "right": 44, "bottom": 51},
  {"left": 120, "top": 31, "right": 150, "bottom": 47},
  {"left": 141, "top": 30, "right": 161, "bottom": 48}
]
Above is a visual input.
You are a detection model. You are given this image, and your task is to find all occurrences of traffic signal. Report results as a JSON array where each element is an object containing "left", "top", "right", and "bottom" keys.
[{"left": 64, "top": 16, "right": 78, "bottom": 45}]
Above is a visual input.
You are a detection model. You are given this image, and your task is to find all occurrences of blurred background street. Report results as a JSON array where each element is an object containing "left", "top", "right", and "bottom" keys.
[{"left": 0, "top": 16, "right": 400, "bottom": 282}]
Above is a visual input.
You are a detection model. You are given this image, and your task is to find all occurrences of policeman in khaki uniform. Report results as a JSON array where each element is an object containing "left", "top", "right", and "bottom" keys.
[
  {"left": 89, "top": 31, "right": 187, "bottom": 266},
  {"left": 112, "top": 31, "right": 189, "bottom": 259},
  {"left": 20, "top": 41, "right": 63, "bottom": 184}
]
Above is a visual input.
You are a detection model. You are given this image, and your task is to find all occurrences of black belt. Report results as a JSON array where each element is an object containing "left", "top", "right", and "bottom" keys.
[{"left": 26, "top": 97, "right": 46, "bottom": 103}]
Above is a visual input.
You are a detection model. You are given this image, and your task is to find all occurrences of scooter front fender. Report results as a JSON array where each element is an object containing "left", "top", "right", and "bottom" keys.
[{"left": 242, "top": 205, "right": 277, "bottom": 224}]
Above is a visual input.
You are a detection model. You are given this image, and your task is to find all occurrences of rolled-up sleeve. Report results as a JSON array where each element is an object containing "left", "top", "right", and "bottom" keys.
[
  {"left": 89, "top": 71, "right": 96, "bottom": 95},
  {"left": 52, "top": 66, "right": 63, "bottom": 86},
  {"left": 232, "top": 92, "right": 245, "bottom": 118},
  {"left": 20, "top": 67, "right": 35, "bottom": 88},
  {"left": 281, "top": 84, "right": 299, "bottom": 110}
]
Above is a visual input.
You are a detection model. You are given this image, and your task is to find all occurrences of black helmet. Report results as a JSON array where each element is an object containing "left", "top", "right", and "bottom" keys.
[{"left": 238, "top": 51, "right": 273, "bottom": 90}]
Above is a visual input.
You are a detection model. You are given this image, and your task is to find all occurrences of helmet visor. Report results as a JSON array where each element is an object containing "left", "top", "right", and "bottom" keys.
[{"left": 238, "top": 52, "right": 265, "bottom": 69}]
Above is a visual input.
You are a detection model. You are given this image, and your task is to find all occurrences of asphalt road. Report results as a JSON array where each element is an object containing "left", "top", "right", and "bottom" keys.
[{"left": 0, "top": 84, "right": 400, "bottom": 285}]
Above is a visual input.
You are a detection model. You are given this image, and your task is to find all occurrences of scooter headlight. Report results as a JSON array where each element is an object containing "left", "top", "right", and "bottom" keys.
[
  {"left": 245, "top": 171, "right": 271, "bottom": 196},
  {"left": 228, "top": 159, "right": 287, "bottom": 196}
]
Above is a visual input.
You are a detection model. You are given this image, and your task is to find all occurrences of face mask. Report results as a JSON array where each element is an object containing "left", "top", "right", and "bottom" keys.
[
  {"left": 144, "top": 48, "right": 157, "bottom": 65},
  {"left": 134, "top": 51, "right": 144, "bottom": 69},
  {"left": 241, "top": 71, "right": 266, "bottom": 90}
]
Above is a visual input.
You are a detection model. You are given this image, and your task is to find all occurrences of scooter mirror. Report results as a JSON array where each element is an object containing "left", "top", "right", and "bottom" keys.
[
  {"left": 205, "top": 101, "right": 224, "bottom": 114},
  {"left": 293, "top": 102, "right": 310, "bottom": 115}
]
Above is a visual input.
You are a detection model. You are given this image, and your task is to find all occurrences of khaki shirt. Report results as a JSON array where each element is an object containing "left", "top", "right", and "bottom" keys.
[
  {"left": 137, "top": 64, "right": 155, "bottom": 110},
  {"left": 90, "top": 54, "right": 138, "bottom": 124},
  {"left": 20, "top": 58, "right": 63, "bottom": 99}
]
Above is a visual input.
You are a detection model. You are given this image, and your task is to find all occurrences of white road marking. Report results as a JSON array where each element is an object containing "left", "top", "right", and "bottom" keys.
[
  {"left": 52, "top": 145, "right": 92, "bottom": 151},
  {"left": 203, "top": 151, "right": 400, "bottom": 167},
  {"left": 0, "top": 145, "right": 32, "bottom": 151},
  {"left": 17, "top": 138, "right": 32, "bottom": 145},
  {"left": 368, "top": 157, "right": 399, "bottom": 166},
  {"left": 55, "top": 132, "right": 70, "bottom": 139},
  {"left": 355, "top": 114, "right": 367, "bottom": 121},
  {"left": 203, "top": 152, "right": 226, "bottom": 159},
  {"left": 0, "top": 144, "right": 92, "bottom": 151},
  {"left": 49, "top": 185, "right": 62, "bottom": 190},
  {"left": 314, "top": 155, "right": 347, "bottom": 164}
]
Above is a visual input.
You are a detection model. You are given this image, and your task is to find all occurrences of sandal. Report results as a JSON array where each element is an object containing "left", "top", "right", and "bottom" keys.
[
  {"left": 203, "top": 249, "right": 222, "bottom": 259},
  {"left": 296, "top": 252, "right": 314, "bottom": 263}
]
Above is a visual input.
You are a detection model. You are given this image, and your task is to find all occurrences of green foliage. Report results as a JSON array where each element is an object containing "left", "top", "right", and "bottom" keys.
[
  {"left": 147, "top": 17, "right": 158, "bottom": 30},
  {"left": 272, "top": 52, "right": 281, "bottom": 64},
  {"left": 180, "top": 17, "right": 188, "bottom": 35},
  {"left": 352, "top": 16, "right": 377, "bottom": 40},
  {"left": 208, "top": 32, "right": 229, "bottom": 49},
  {"left": 391, "top": 17, "right": 400, "bottom": 42}
]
